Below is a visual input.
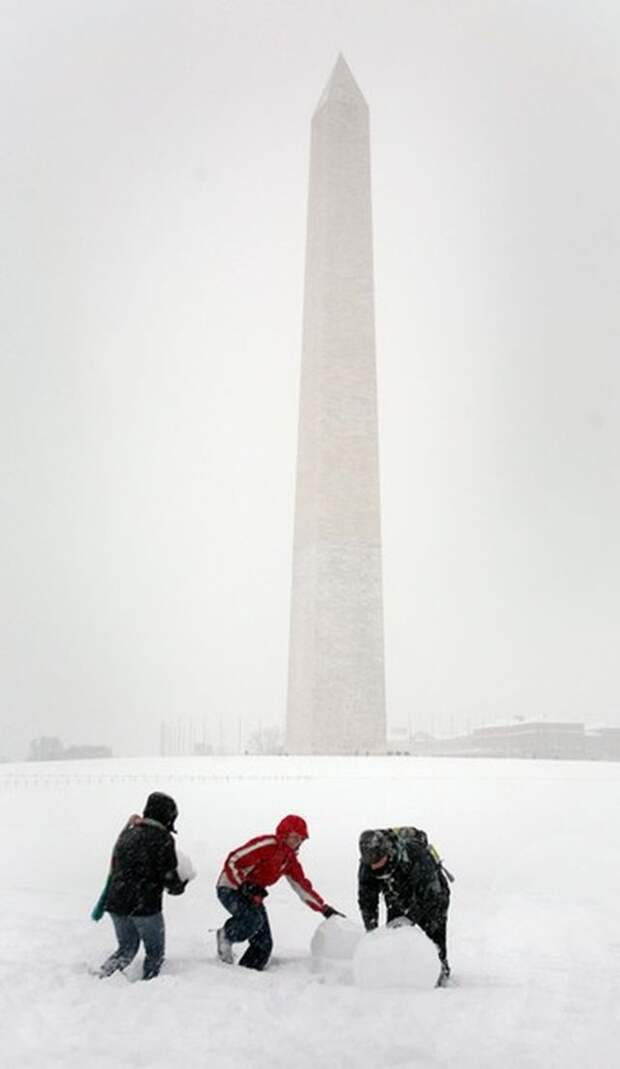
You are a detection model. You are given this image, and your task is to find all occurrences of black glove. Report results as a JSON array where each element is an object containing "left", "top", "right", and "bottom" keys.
[
  {"left": 166, "top": 879, "right": 187, "bottom": 896},
  {"left": 240, "top": 882, "right": 268, "bottom": 905},
  {"left": 164, "top": 870, "right": 187, "bottom": 896},
  {"left": 322, "top": 905, "right": 345, "bottom": 919}
]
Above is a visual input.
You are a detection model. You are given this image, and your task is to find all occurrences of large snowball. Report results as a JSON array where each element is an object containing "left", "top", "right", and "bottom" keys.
[
  {"left": 353, "top": 924, "right": 439, "bottom": 989},
  {"left": 310, "top": 916, "right": 365, "bottom": 977},
  {"left": 175, "top": 849, "right": 197, "bottom": 883}
]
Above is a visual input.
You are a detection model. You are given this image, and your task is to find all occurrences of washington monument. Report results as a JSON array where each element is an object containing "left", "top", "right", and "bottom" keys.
[{"left": 286, "top": 57, "right": 386, "bottom": 754}]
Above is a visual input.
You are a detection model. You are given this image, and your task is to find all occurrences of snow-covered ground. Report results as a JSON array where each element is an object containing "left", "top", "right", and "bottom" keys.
[{"left": 1, "top": 755, "right": 618, "bottom": 1067}]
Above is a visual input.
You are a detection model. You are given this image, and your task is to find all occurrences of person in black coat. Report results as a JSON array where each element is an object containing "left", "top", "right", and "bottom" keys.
[
  {"left": 358, "top": 827, "right": 452, "bottom": 986},
  {"left": 99, "top": 792, "right": 187, "bottom": 980}
]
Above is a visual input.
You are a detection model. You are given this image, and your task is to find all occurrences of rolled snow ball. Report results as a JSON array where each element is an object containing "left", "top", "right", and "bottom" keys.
[
  {"left": 353, "top": 925, "right": 439, "bottom": 989},
  {"left": 175, "top": 849, "right": 197, "bottom": 883},
  {"left": 311, "top": 915, "right": 365, "bottom": 963}
]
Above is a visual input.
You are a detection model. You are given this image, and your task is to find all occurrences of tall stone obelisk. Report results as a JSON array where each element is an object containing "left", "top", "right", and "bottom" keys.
[{"left": 286, "top": 56, "right": 386, "bottom": 754}]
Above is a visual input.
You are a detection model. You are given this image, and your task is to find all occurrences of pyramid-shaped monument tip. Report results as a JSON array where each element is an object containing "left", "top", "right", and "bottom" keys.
[
  {"left": 333, "top": 53, "right": 355, "bottom": 80},
  {"left": 314, "top": 54, "right": 367, "bottom": 114}
]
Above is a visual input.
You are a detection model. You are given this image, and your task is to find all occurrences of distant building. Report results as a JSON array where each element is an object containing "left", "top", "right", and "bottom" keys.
[
  {"left": 62, "top": 745, "right": 112, "bottom": 760},
  {"left": 468, "top": 721, "right": 585, "bottom": 759},
  {"left": 386, "top": 720, "right": 620, "bottom": 761},
  {"left": 586, "top": 727, "right": 620, "bottom": 761},
  {"left": 29, "top": 737, "right": 64, "bottom": 761},
  {"left": 28, "top": 737, "right": 112, "bottom": 761}
]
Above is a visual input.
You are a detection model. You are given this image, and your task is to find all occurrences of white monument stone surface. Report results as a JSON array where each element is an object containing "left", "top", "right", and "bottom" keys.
[{"left": 287, "top": 56, "right": 386, "bottom": 754}]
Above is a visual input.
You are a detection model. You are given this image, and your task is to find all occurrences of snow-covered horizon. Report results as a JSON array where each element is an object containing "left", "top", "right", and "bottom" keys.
[{"left": 2, "top": 755, "right": 618, "bottom": 1067}]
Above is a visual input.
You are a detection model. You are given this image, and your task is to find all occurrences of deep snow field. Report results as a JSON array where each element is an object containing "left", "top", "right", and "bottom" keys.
[{"left": 1, "top": 754, "right": 619, "bottom": 1068}]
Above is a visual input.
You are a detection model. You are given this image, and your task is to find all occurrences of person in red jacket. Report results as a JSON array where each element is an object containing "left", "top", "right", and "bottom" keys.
[{"left": 215, "top": 814, "right": 342, "bottom": 970}]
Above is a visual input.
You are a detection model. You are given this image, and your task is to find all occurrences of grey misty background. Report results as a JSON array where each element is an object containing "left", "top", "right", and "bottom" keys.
[{"left": 2, "top": 0, "right": 619, "bottom": 760}]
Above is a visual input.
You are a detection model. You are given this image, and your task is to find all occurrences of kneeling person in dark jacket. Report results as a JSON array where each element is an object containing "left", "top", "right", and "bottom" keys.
[
  {"left": 99, "top": 792, "right": 187, "bottom": 980},
  {"left": 358, "top": 827, "right": 452, "bottom": 986}
]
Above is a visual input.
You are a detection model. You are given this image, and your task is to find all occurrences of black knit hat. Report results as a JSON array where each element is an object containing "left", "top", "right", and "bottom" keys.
[{"left": 143, "top": 791, "right": 178, "bottom": 832}]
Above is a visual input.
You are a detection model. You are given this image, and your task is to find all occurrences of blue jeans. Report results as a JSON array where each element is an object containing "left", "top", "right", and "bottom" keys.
[
  {"left": 101, "top": 912, "right": 165, "bottom": 980},
  {"left": 217, "top": 886, "right": 273, "bottom": 970}
]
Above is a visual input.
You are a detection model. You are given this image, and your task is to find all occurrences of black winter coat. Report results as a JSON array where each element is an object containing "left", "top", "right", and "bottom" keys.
[
  {"left": 105, "top": 818, "right": 186, "bottom": 917},
  {"left": 358, "top": 830, "right": 450, "bottom": 931}
]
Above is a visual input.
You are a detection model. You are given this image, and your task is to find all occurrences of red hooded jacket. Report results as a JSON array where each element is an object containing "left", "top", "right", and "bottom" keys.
[{"left": 217, "top": 815, "right": 326, "bottom": 913}]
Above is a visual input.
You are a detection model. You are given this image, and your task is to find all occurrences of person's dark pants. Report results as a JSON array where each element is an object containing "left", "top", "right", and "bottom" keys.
[
  {"left": 100, "top": 912, "right": 165, "bottom": 980},
  {"left": 419, "top": 910, "right": 449, "bottom": 965},
  {"left": 217, "top": 886, "right": 273, "bottom": 970}
]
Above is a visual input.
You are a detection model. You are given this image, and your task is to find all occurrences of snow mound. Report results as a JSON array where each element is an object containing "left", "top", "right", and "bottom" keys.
[{"left": 353, "top": 923, "right": 439, "bottom": 990}]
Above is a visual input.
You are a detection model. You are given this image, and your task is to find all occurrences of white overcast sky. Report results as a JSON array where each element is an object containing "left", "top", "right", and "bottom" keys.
[{"left": 2, "top": 0, "right": 620, "bottom": 758}]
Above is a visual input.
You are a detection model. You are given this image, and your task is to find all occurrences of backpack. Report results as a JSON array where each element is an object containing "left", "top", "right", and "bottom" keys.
[{"left": 390, "top": 826, "right": 455, "bottom": 883}]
